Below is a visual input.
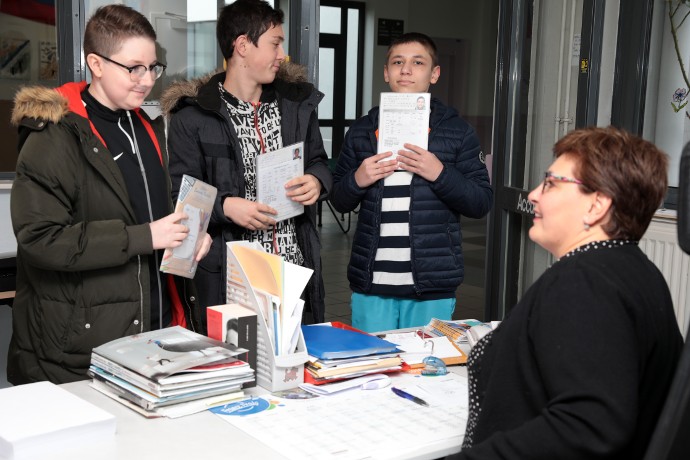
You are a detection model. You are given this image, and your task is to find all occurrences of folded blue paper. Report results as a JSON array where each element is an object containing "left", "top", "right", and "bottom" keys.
[{"left": 302, "top": 324, "right": 400, "bottom": 359}]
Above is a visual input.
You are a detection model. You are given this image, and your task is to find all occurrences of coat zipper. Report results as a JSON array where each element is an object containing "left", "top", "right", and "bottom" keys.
[{"left": 126, "top": 111, "right": 163, "bottom": 329}]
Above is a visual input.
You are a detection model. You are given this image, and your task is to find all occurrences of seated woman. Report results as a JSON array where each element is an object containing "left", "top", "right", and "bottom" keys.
[{"left": 454, "top": 126, "right": 683, "bottom": 459}]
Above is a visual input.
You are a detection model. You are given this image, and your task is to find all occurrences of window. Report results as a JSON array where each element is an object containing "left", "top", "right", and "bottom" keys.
[
  {"left": 0, "top": 0, "right": 286, "bottom": 176},
  {"left": 645, "top": 0, "right": 687, "bottom": 196},
  {"left": 0, "top": 1, "right": 57, "bottom": 177}
]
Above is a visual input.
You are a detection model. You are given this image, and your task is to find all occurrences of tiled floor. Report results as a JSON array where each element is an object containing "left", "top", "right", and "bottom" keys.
[{"left": 318, "top": 203, "right": 487, "bottom": 325}]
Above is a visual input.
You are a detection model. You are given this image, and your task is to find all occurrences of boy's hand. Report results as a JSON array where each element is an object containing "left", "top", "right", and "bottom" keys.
[
  {"left": 285, "top": 174, "right": 321, "bottom": 206},
  {"left": 150, "top": 212, "right": 189, "bottom": 250},
  {"left": 354, "top": 151, "right": 398, "bottom": 188},
  {"left": 194, "top": 233, "right": 213, "bottom": 262},
  {"left": 223, "top": 197, "right": 277, "bottom": 231},
  {"left": 397, "top": 144, "right": 444, "bottom": 182}
]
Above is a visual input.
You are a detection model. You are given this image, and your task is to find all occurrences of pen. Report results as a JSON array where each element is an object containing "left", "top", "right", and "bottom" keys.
[{"left": 391, "top": 386, "right": 429, "bottom": 407}]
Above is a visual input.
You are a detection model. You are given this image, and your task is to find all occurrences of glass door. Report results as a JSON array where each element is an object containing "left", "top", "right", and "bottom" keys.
[
  {"left": 485, "top": 0, "right": 535, "bottom": 319},
  {"left": 317, "top": 0, "right": 364, "bottom": 160}
]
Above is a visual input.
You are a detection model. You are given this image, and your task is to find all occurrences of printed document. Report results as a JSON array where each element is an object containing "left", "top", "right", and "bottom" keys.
[
  {"left": 211, "top": 372, "right": 468, "bottom": 460},
  {"left": 256, "top": 142, "right": 305, "bottom": 222},
  {"left": 377, "top": 92, "right": 430, "bottom": 161}
]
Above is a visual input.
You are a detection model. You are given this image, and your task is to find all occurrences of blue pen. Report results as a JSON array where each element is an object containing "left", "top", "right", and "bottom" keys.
[{"left": 391, "top": 386, "right": 429, "bottom": 407}]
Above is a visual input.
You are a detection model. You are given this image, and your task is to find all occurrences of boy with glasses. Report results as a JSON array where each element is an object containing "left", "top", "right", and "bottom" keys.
[{"left": 8, "top": 4, "right": 210, "bottom": 384}]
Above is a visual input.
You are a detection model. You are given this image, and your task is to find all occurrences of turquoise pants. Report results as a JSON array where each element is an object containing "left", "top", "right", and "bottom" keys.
[{"left": 351, "top": 293, "right": 455, "bottom": 333}]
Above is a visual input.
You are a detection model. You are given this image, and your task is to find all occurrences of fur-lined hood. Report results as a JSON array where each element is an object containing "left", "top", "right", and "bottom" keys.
[
  {"left": 11, "top": 85, "right": 70, "bottom": 126},
  {"left": 159, "top": 60, "right": 308, "bottom": 118}
]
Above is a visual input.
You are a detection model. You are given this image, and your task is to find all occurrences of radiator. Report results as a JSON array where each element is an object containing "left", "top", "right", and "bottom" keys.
[{"left": 639, "top": 215, "right": 690, "bottom": 337}]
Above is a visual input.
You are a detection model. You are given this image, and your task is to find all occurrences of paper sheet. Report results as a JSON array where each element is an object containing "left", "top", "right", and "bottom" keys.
[
  {"left": 385, "top": 333, "right": 464, "bottom": 365},
  {"left": 377, "top": 92, "right": 430, "bottom": 161},
  {"left": 256, "top": 142, "right": 305, "bottom": 222},
  {"left": 211, "top": 373, "right": 468, "bottom": 460}
]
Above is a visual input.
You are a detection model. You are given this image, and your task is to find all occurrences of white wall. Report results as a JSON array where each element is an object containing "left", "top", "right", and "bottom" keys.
[{"left": 360, "top": 0, "right": 498, "bottom": 117}]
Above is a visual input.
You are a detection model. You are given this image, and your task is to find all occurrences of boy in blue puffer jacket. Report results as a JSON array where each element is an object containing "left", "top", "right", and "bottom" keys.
[{"left": 331, "top": 33, "right": 493, "bottom": 332}]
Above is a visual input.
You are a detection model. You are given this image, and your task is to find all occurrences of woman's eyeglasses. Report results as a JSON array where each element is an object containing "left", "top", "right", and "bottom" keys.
[
  {"left": 94, "top": 53, "right": 167, "bottom": 82},
  {"left": 541, "top": 172, "right": 585, "bottom": 194}
]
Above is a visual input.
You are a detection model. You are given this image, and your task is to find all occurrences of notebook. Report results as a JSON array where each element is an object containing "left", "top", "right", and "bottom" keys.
[{"left": 301, "top": 324, "right": 399, "bottom": 359}]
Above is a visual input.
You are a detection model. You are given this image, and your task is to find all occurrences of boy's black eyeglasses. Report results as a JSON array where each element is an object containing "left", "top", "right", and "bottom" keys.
[{"left": 94, "top": 53, "right": 167, "bottom": 82}]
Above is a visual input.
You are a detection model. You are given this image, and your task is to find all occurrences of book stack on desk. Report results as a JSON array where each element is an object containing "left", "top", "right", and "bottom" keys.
[
  {"left": 302, "top": 323, "right": 403, "bottom": 384},
  {"left": 87, "top": 326, "right": 254, "bottom": 418},
  {"left": 425, "top": 318, "right": 501, "bottom": 348}
]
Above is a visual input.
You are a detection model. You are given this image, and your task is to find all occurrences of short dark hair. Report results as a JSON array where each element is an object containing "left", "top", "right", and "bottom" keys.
[
  {"left": 553, "top": 126, "right": 668, "bottom": 240},
  {"left": 386, "top": 32, "right": 438, "bottom": 67},
  {"left": 217, "top": 0, "right": 284, "bottom": 60},
  {"left": 83, "top": 5, "right": 156, "bottom": 59}
]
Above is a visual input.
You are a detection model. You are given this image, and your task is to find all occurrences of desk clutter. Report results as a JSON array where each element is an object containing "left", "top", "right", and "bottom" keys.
[
  {"left": 302, "top": 323, "right": 403, "bottom": 384},
  {"left": 87, "top": 326, "right": 253, "bottom": 418},
  {"left": 425, "top": 318, "right": 501, "bottom": 348},
  {"left": 225, "top": 241, "right": 313, "bottom": 391}
]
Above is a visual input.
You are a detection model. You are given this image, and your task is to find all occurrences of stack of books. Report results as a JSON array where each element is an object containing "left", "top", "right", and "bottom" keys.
[
  {"left": 425, "top": 318, "right": 501, "bottom": 348},
  {"left": 88, "top": 326, "right": 254, "bottom": 418},
  {"left": 302, "top": 323, "right": 403, "bottom": 384}
]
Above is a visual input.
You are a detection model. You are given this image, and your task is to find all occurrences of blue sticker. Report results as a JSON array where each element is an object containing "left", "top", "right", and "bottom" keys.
[{"left": 209, "top": 397, "right": 272, "bottom": 416}]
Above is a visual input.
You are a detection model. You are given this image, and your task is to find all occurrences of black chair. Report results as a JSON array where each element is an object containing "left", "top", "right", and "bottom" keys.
[{"left": 642, "top": 143, "right": 690, "bottom": 460}]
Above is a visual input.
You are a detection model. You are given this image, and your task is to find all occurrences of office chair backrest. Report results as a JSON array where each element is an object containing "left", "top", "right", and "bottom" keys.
[
  {"left": 642, "top": 335, "right": 690, "bottom": 459},
  {"left": 678, "top": 142, "right": 690, "bottom": 254},
  {"left": 642, "top": 142, "right": 690, "bottom": 459}
]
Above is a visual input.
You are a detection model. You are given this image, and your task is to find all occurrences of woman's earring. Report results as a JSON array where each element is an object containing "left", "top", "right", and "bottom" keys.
[{"left": 583, "top": 221, "right": 591, "bottom": 231}]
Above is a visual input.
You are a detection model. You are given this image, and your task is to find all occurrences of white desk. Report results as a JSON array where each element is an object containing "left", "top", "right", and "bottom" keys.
[{"left": 53, "top": 366, "right": 467, "bottom": 460}]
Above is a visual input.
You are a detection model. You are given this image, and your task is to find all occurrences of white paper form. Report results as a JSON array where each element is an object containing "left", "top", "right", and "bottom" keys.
[
  {"left": 256, "top": 141, "right": 305, "bottom": 222},
  {"left": 211, "top": 372, "right": 468, "bottom": 460},
  {"left": 377, "top": 92, "right": 431, "bottom": 161}
]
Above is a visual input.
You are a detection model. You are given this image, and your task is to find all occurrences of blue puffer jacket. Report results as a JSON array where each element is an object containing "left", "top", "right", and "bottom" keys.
[{"left": 331, "top": 98, "right": 493, "bottom": 297}]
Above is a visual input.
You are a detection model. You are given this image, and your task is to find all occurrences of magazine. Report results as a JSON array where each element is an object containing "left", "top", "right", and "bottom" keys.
[
  {"left": 90, "top": 353, "right": 250, "bottom": 396},
  {"left": 91, "top": 326, "right": 247, "bottom": 383},
  {"left": 160, "top": 175, "right": 217, "bottom": 278}
]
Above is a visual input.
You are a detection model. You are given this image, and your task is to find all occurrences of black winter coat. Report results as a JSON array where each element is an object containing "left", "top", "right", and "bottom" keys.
[
  {"left": 8, "top": 82, "right": 203, "bottom": 385},
  {"left": 162, "top": 68, "right": 332, "bottom": 323}
]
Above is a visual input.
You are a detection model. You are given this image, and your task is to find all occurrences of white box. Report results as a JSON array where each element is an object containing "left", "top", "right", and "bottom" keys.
[{"left": 0, "top": 382, "right": 116, "bottom": 459}]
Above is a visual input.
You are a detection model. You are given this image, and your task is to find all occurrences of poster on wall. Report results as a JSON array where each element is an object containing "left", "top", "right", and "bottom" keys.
[
  {"left": 0, "top": 37, "right": 30, "bottom": 80},
  {"left": 39, "top": 40, "right": 57, "bottom": 81},
  {"left": 0, "top": 0, "right": 56, "bottom": 26}
]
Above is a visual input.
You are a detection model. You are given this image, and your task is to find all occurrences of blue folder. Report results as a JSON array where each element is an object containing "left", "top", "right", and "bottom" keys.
[{"left": 301, "top": 324, "right": 400, "bottom": 360}]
